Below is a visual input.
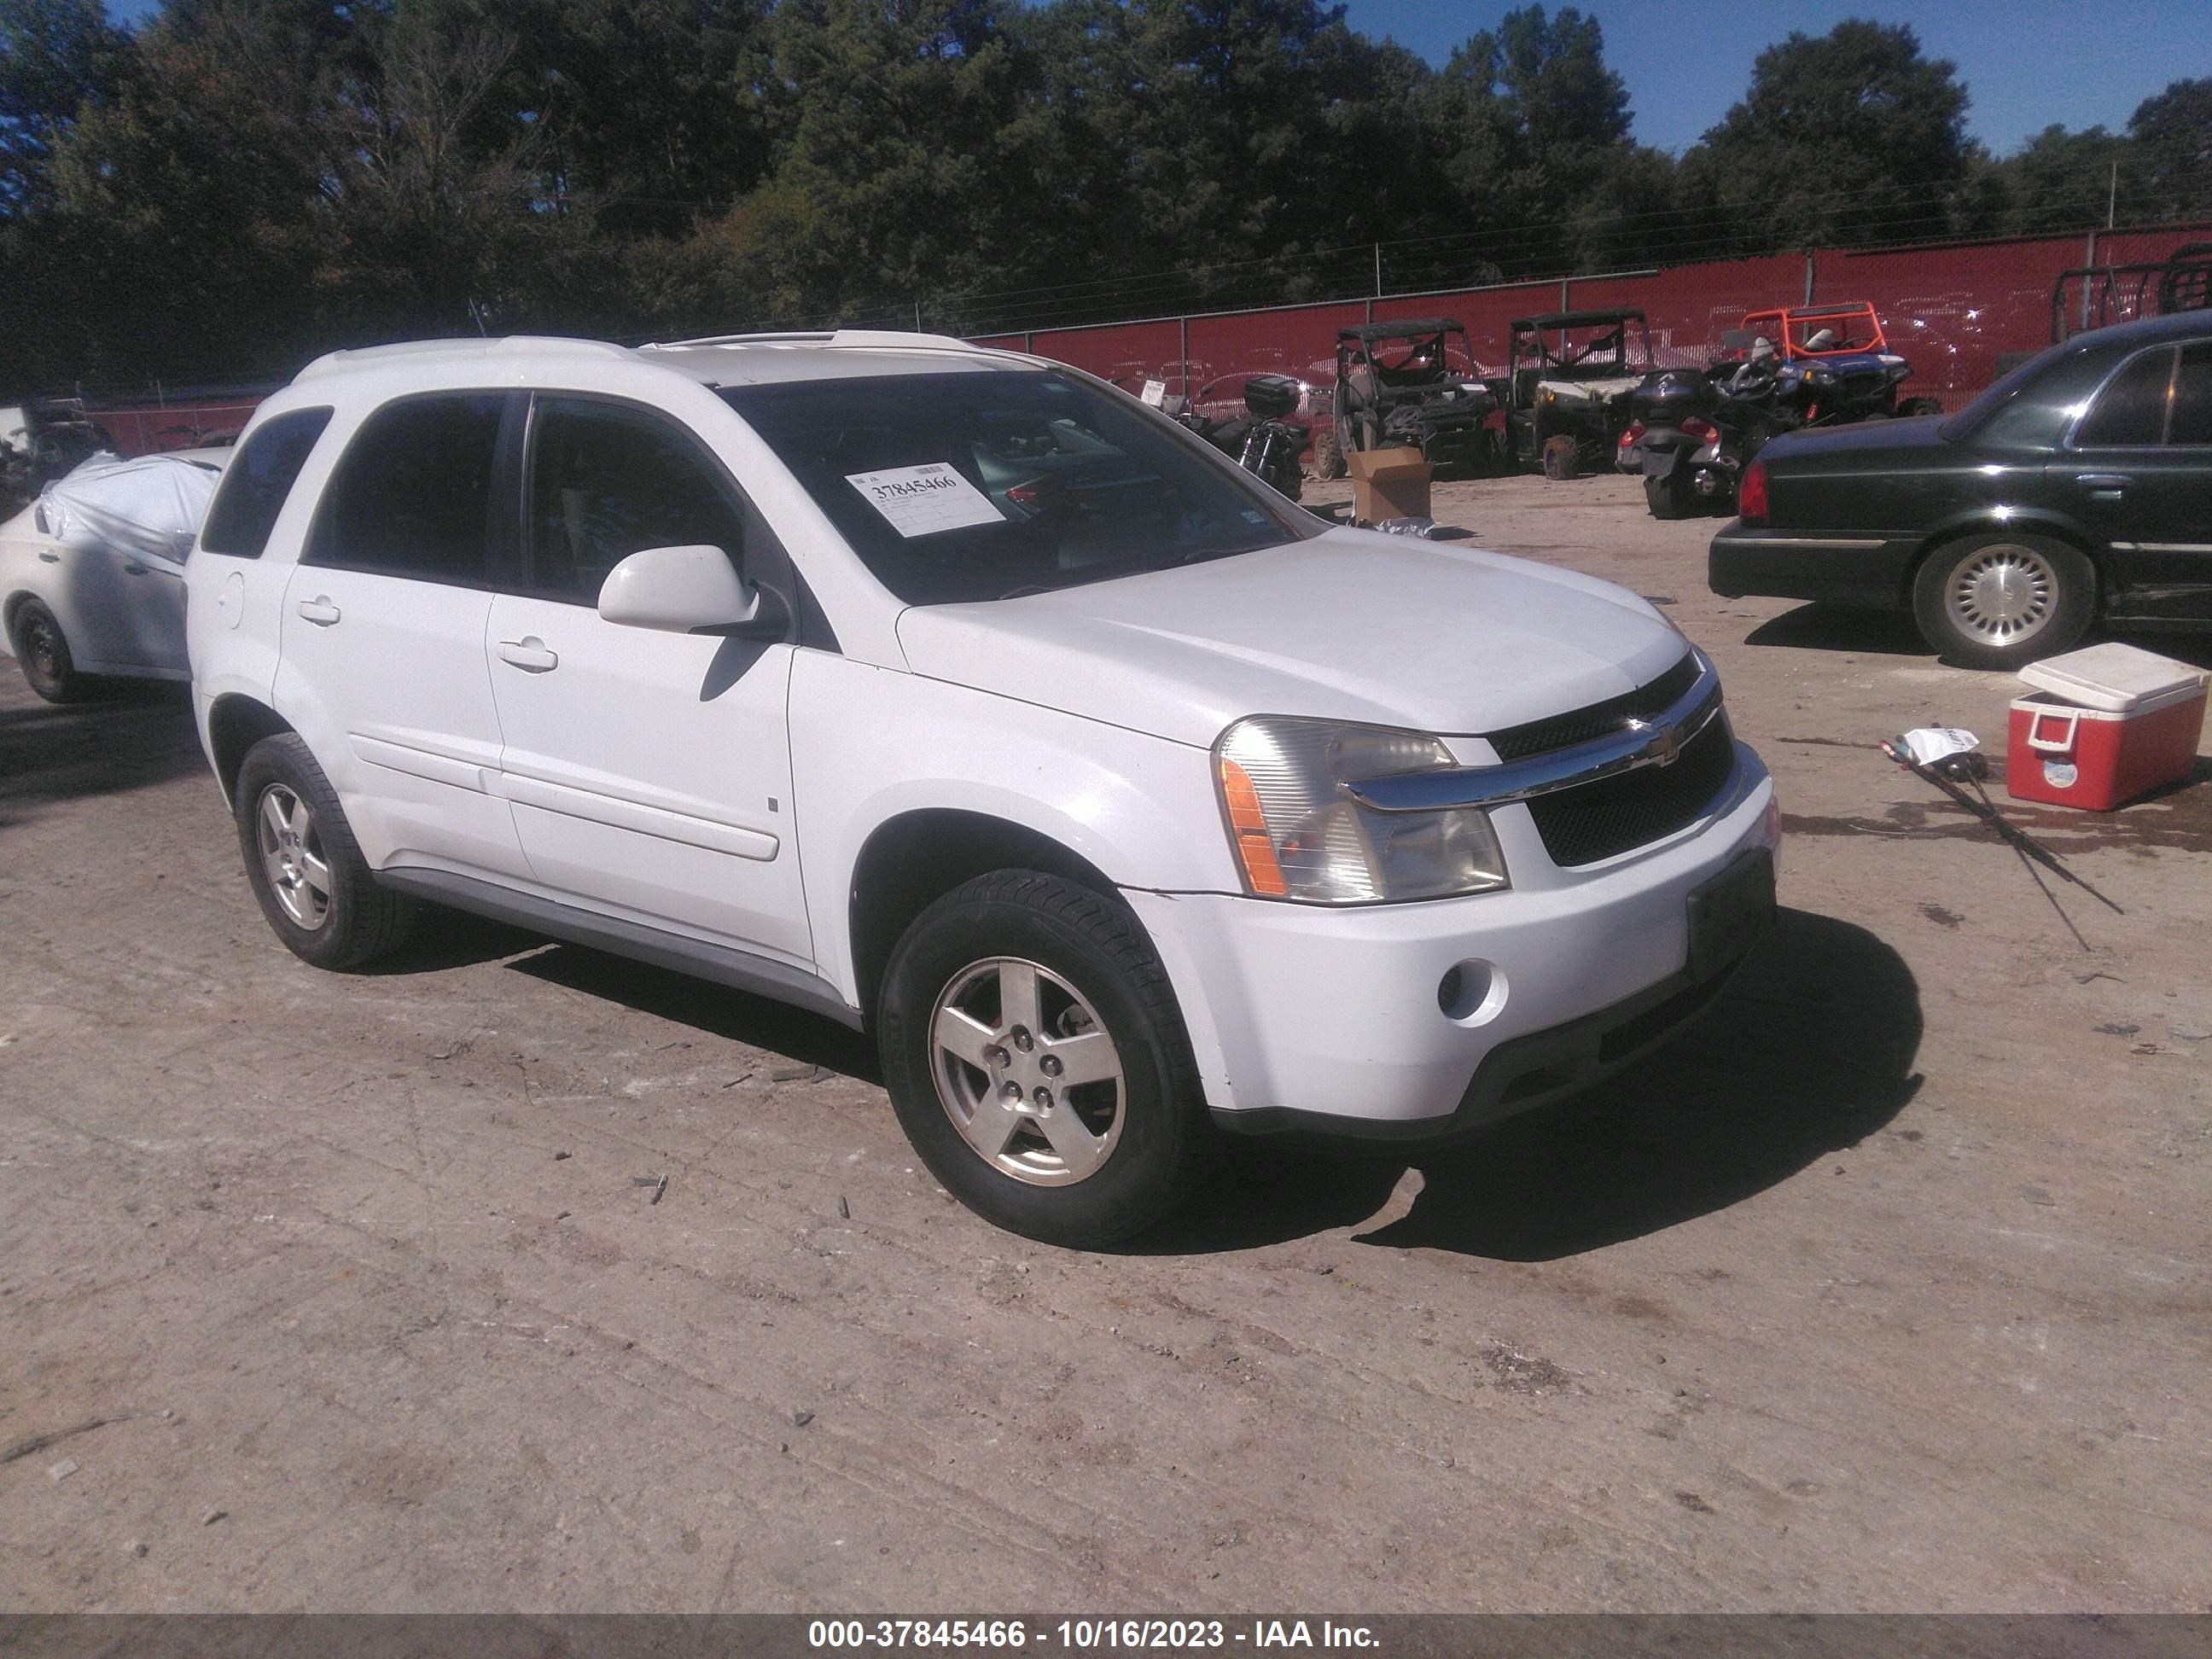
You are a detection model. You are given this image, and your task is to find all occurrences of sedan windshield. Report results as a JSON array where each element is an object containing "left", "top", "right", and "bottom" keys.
[{"left": 719, "top": 370, "right": 1318, "bottom": 605}]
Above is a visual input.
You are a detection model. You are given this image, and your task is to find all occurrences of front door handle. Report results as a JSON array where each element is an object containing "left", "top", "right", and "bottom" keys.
[
  {"left": 497, "top": 637, "right": 558, "bottom": 672},
  {"left": 296, "top": 596, "right": 341, "bottom": 626},
  {"left": 36, "top": 550, "right": 58, "bottom": 563},
  {"left": 2075, "top": 473, "right": 2132, "bottom": 496},
  {"left": 122, "top": 560, "right": 149, "bottom": 575}
]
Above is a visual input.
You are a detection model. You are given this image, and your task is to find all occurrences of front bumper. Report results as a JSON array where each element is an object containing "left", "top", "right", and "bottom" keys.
[
  {"left": 1123, "top": 744, "right": 1778, "bottom": 1140},
  {"left": 1708, "top": 525, "right": 1918, "bottom": 609}
]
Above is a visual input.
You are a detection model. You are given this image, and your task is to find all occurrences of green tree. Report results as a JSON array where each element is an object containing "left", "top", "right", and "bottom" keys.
[
  {"left": 1426, "top": 5, "right": 1650, "bottom": 275},
  {"left": 2128, "top": 78, "right": 2212, "bottom": 222},
  {"left": 1992, "top": 125, "right": 2129, "bottom": 235},
  {"left": 1677, "top": 20, "right": 1973, "bottom": 253},
  {"left": 0, "top": 0, "right": 125, "bottom": 216}
]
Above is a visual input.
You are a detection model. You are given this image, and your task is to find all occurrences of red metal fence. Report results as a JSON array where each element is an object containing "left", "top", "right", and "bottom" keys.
[
  {"left": 974, "top": 224, "right": 2212, "bottom": 416},
  {"left": 65, "top": 222, "right": 2212, "bottom": 455}
]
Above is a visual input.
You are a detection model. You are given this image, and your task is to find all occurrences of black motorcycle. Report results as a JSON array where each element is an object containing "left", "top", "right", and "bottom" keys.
[
  {"left": 1172, "top": 374, "right": 1307, "bottom": 501},
  {"left": 1623, "top": 344, "right": 1928, "bottom": 518}
]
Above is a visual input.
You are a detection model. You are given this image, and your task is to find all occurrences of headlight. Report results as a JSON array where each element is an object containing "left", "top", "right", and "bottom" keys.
[{"left": 1214, "top": 716, "right": 1510, "bottom": 904}]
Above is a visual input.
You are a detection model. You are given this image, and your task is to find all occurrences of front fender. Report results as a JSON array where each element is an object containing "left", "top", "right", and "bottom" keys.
[{"left": 788, "top": 651, "right": 1239, "bottom": 1004}]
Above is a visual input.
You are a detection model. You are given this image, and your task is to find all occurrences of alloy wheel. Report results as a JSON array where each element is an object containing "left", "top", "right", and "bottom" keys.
[
  {"left": 928, "top": 957, "right": 1125, "bottom": 1185},
  {"left": 256, "top": 783, "right": 332, "bottom": 931}
]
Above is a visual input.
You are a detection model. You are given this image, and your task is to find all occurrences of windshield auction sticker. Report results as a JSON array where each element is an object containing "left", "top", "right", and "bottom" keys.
[{"left": 845, "top": 463, "right": 1004, "bottom": 538}]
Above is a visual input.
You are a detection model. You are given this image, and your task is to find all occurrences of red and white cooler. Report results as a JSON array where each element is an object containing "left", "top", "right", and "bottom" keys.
[{"left": 2005, "top": 643, "right": 2209, "bottom": 812}]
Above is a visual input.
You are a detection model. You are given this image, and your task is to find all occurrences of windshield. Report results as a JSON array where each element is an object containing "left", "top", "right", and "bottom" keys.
[{"left": 719, "top": 370, "right": 1318, "bottom": 605}]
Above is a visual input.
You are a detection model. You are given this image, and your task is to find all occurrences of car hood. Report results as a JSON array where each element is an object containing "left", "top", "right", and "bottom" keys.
[{"left": 894, "top": 528, "right": 1689, "bottom": 748}]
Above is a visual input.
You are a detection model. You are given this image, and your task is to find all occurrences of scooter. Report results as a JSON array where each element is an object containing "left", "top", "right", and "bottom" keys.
[{"left": 1619, "top": 357, "right": 1790, "bottom": 519}]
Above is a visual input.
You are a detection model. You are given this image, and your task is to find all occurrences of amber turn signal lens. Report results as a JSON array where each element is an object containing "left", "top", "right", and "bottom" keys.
[{"left": 1216, "top": 756, "right": 1287, "bottom": 896}]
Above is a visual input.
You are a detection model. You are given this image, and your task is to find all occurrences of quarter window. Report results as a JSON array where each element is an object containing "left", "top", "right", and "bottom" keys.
[
  {"left": 199, "top": 408, "right": 333, "bottom": 559},
  {"left": 308, "top": 393, "right": 506, "bottom": 582},
  {"left": 2168, "top": 342, "right": 2212, "bottom": 446},
  {"left": 526, "top": 399, "right": 747, "bottom": 601},
  {"left": 2075, "top": 346, "right": 2175, "bottom": 447}
]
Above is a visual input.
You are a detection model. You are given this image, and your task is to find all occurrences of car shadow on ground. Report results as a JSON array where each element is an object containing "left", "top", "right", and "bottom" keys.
[
  {"left": 0, "top": 679, "right": 207, "bottom": 829},
  {"left": 1742, "top": 604, "right": 1933, "bottom": 658},
  {"left": 505, "top": 944, "right": 881, "bottom": 1083},
  {"left": 1133, "top": 907, "right": 1922, "bottom": 1260}
]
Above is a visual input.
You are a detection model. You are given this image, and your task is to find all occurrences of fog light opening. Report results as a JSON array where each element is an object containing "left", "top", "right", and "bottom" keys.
[{"left": 1437, "top": 959, "right": 1505, "bottom": 1024}]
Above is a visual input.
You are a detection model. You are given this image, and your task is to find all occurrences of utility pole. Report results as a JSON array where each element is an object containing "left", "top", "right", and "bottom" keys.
[
  {"left": 2106, "top": 162, "right": 2117, "bottom": 230},
  {"left": 1373, "top": 243, "right": 1382, "bottom": 300}
]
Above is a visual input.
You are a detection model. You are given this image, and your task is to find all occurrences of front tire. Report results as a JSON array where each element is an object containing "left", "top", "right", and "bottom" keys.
[
  {"left": 234, "top": 733, "right": 417, "bottom": 970},
  {"left": 1311, "top": 420, "right": 1347, "bottom": 480},
  {"left": 1540, "top": 434, "right": 1578, "bottom": 480},
  {"left": 1911, "top": 533, "right": 2095, "bottom": 671},
  {"left": 877, "top": 871, "right": 1213, "bottom": 1248},
  {"left": 11, "top": 599, "right": 90, "bottom": 703}
]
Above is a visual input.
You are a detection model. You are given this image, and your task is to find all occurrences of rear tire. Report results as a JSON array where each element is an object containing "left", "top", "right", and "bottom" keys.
[
  {"left": 1540, "top": 434, "right": 1578, "bottom": 480},
  {"left": 11, "top": 599, "right": 91, "bottom": 703},
  {"left": 235, "top": 732, "right": 418, "bottom": 970},
  {"left": 877, "top": 870, "right": 1214, "bottom": 1249},
  {"left": 1644, "top": 471, "right": 1696, "bottom": 520},
  {"left": 1910, "top": 533, "right": 2095, "bottom": 671}
]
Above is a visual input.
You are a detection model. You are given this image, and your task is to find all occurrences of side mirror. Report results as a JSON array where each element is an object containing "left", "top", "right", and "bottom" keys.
[{"left": 597, "top": 544, "right": 785, "bottom": 639}]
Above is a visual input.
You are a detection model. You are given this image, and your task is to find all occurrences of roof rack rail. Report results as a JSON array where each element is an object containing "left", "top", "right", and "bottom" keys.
[
  {"left": 294, "top": 335, "right": 632, "bottom": 383},
  {"left": 640, "top": 328, "right": 976, "bottom": 353}
]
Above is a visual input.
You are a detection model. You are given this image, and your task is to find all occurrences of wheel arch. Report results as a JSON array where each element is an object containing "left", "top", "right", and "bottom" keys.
[
  {"left": 1902, "top": 513, "right": 2105, "bottom": 609},
  {"left": 207, "top": 694, "right": 298, "bottom": 806},
  {"left": 847, "top": 807, "right": 1124, "bottom": 1025}
]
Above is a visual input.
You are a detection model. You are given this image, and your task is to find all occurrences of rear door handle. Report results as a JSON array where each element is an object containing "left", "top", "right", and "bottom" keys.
[
  {"left": 36, "top": 550, "right": 58, "bottom": 562},
  {"left": 122, "top": 560, "right": 149, "bottom": 575},
  {"left": 497, "top": 637, "right": 558, "bottom": 672},
  {"left": 296, "top": 597, "right": 341, "bottom": 626},
  {"left": 2075, "top": 472, "right": 2132, "bottom": 498}
]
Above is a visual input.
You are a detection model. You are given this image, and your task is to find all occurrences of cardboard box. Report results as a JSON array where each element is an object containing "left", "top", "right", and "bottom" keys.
[{"left": 1346, "top": 445, "right": 1432, "bottom": 524}]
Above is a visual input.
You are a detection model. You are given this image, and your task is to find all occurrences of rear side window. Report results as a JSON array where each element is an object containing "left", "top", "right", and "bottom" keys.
[
  {"left": 2168, "top": 342, "right": 2212, "bottom": 445},
  {"left": 199, "top": 408, "right": 333, "bottom": 558},
  {"left": 308, "top": 393, "right": 506, "bottom": 583},
  {"left": 2075, "top": 346, "right": 2175, "bottom": 446}
]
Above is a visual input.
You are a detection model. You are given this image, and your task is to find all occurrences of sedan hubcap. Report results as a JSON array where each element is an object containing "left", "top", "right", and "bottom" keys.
[
  {"left": 1948, "top": 545, "right": 2055, "bottom": 645},
  {"left": 256, "top": 783, "right": 332, "bottom": 931},
  {"left": 929, "top": 958, "right": 1124, "bottom": 1186}
]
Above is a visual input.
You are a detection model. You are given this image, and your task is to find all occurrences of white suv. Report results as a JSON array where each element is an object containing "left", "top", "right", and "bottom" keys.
[{"left": 186, "top": 330, "right": 1779, "bottom": 1247}]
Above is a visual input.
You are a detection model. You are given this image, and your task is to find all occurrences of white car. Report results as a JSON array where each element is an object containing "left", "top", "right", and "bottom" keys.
[
  {"left": 2, "top": 449, "right": 225, "bottom": 700},
  {"left": 184, "top": 331, "right": 1778, "bottom": 1247}
]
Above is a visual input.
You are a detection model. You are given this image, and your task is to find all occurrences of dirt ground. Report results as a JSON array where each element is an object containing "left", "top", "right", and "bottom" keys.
[{"left": 3, "top": 472, "right": 2209, "bottom": 1615}]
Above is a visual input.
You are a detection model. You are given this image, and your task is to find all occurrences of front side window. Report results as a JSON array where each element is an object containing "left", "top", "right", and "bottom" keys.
[
  {"left": 720, "top": 369, "right": 1317, "bottom": 606},
  {"left": 308, "top": 393, "right": 505, "bottom": 582},
  {"left": 2168, "top": 341, "right": 2212, "bottom": 445},
  {"left": 2075, "top": 346, "right": 2176, "bottom": 447},
  {"left": 199, "top": 407, "right": 333, "bottom": 558},
  {"left": 526, "top": 399, "right": 747, "bottom": 601}
]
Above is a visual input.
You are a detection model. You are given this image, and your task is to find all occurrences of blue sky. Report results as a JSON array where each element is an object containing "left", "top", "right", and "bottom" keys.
[{"left": 103, "top": 0, "right": 2203, "bottom": 159}]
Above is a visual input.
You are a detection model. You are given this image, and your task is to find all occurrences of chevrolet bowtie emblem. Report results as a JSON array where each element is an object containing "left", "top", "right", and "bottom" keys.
[{"left": 1629, "top": 718, "right": 1680, "bottom": 765}]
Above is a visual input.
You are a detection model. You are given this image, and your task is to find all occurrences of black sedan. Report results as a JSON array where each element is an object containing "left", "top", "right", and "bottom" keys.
[{"left": 1709, "top": 310, "right": 2210, "bottom": 669}]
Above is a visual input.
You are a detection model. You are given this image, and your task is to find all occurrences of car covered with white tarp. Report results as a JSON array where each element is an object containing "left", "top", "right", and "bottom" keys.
[{"left": 1, "top": 448, "right": 225, "bottom": 700}]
